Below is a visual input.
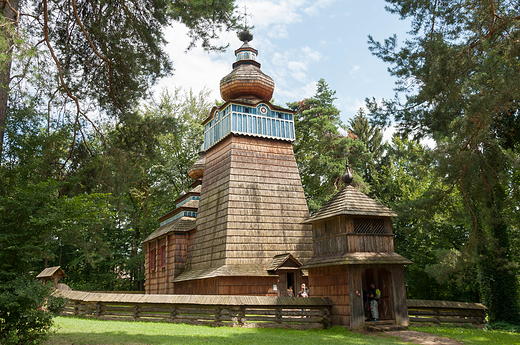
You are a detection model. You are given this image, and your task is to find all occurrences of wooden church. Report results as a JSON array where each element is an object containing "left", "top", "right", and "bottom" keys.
[{"left": 142, "top": 30, "right": 411, "bottom": 329}]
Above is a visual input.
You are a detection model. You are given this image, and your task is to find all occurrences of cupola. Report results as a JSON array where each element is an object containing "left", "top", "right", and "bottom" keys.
[{"left": 220, "top": 30, "right": 275, "bottom": 102}]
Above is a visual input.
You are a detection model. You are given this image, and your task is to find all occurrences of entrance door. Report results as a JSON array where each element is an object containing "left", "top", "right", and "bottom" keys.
[
  {"left": 377, "top": 269, "right": 393, "bottom": 320},
  {"left": 362, "top": 268, "right": 393, "bottom": 320}
]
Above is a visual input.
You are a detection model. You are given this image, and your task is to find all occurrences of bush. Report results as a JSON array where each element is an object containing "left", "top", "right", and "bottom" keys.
[
  {"left": 0, "top": 276, "right": 67, "bottom": 344},
  {"left": 485, "top": 321, "right": 520, "bottom": 333}
]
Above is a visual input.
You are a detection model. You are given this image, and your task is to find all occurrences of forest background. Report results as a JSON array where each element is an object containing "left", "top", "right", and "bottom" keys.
[{"left": 1, "top": 1, "right": 519, "bottom": 342}]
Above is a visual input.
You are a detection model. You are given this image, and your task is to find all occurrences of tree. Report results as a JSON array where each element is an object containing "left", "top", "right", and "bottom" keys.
[
  {"left": 349, "top": 109, "right": 383, "bottom": 185},
  {"left": 289, "top": 79, "right": 369, "bottom": 212},
  {"left": 372, "top": 134, "right": 479, "bottom": 302},
  {"left": 0, "top": 0, "right": 238, "bottom": 162},
  {"left": 367, "top": 0, "right": 520, "bottom": 323}
]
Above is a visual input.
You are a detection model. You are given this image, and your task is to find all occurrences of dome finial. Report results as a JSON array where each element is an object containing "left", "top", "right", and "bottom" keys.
[
  {"left": 237, "top": 5, "right": 253, "bottom": 43},
  {"left": 341, "top": 156, "right": 353, "bottom": 185}
]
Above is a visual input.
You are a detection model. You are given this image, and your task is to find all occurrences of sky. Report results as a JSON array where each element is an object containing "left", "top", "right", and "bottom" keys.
[{"left": 155, "top": 0, "right": 412, "bottom": 131}]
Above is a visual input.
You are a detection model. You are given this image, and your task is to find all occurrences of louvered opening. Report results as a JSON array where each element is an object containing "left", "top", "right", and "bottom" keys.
[{"left": 353, "top": 218, "right": 386, "bottom": 234}]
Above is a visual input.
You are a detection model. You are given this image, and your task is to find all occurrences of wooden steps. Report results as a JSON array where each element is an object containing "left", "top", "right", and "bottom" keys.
[{"left": 364, "top": 320, "right": 408, "bottom": 332}]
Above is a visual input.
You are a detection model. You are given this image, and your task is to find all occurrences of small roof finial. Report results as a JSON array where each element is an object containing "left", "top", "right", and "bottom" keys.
[
  {"left": 238, "top": 5, "right": 253, "bottom": 43},
  {"left": 341, "top": 156, "right": 353, "bottom": 185}
]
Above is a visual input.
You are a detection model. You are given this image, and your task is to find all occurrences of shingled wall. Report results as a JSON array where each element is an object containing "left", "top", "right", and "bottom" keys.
[{"left": 174, "top": 134, "right": 313, "bottom": 294}]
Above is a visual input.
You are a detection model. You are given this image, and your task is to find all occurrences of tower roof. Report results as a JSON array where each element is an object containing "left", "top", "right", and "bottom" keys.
[
  {"left": 219, "top": 31, "right": 274, "bottom": 102},
  {"left": 304, "top": 185, "right": 397, "bottom": 223}
]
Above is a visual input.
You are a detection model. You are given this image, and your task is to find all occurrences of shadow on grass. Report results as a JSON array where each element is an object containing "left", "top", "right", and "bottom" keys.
[{"left": 47, "top": 325, "right": 405, "bottom": 345}]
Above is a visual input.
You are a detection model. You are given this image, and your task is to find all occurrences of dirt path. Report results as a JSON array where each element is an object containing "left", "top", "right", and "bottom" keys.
[{"left": 356, "top": 330, "right": 463, "bottom": 345}]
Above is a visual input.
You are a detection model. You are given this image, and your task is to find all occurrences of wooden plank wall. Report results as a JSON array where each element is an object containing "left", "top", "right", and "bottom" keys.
[
  {"left": 146, "top": 234, "right": 189, "bottom": 295},
  {"left": 346, "top": 234, "right": 394, "bottom": 253},
  {"left": 188, "top": 135, "right": 313, "bottom": 272},
  {"left": 312, "top": 217, "right": 395, "bottom": 255},
  {"left": 308, "top": 265, "right": 351, "bottom": 326},
  {"left": 174, "top": 276, "right": 278, "bottom": 296}
]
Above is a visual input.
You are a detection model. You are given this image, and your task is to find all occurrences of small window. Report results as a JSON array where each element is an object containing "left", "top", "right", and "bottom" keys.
[
  {"left": 150, "top": 248, "right": 156, "bottom": 271},
  {"left": 160, "top": 245, "right": 166, "bottom": 267},
  {"left": 353, "top": 218, "right": 386, "bottom": 234}
]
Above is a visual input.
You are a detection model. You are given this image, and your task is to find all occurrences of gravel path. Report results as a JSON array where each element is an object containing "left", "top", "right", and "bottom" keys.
[{"left": 356, "top": 330, "right": 463, "bottom": 345}]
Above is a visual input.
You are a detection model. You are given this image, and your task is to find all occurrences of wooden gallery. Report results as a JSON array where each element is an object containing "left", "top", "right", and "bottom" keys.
[{"left": 142, "top": 30, "right": 412, "bottom": 329}]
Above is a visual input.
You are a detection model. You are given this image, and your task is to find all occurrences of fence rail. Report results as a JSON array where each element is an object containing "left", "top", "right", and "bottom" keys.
[
  {"left": 58, "top": 290, "right": 334, "bottom": 329},
  {"left": 57, "top": 291, "right": 488, "bottom": 328},
  {"left": 407, "top": 299, "right": 487, "bottom": 325}
]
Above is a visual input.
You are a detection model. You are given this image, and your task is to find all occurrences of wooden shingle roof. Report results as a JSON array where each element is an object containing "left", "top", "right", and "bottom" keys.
[
  {"left": 304, "top": 185, "right": 397, "bottom": 223},
  {"left": 265, "top": 253, "right": 302, "bottom": 271},
  {"left": 57, "top": 290, "right": 334, "bottom": 307},
  {"left": 36, "top": 266, "right": 66, "bottom": 279},
  {"left": 142, "top": 217, "right": 196, "bottom": 244},
  {"left": 300, "top": 252, "right": 412, "bottom": 269},
  {"left": 173, "top": 264, "right": 275, "bottom": 283}
]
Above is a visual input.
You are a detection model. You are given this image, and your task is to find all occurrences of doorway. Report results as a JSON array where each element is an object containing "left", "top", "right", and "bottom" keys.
[{"left": 362, "top": 268, "right": 393, "bottom": 320}]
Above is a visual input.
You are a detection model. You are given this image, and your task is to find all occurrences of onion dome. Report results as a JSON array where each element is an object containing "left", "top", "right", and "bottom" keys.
[
  {"left": 188, "top": 153, "right": 206, "bottom": 180},
  {"left": 220, "top": 30, "right": 274, "bottom": 102},
  {"left": 341, "top": 159, "right": 353, "bottom": 186}
]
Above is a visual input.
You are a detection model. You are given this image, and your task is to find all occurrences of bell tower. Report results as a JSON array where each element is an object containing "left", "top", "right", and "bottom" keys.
[{"left": 172, "top": 31, "right": 313, "bottom": 295}]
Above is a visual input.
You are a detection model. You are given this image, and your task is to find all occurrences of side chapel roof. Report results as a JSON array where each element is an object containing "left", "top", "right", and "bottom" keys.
[
  {"left": 142, "top": 217, "right": 196, "bottom": 244},
  {"left": 304, "top": 185, "right": 397, "bottom": 223}
]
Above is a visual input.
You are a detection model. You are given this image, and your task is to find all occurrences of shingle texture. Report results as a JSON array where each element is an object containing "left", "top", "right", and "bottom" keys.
[
  {"left": 265, "top": 253, "right": 302, "bottom": 271},
  {"left": 142, "top": 217, "right": 196, "bottom": 244},
  {"left": 57, "top": 290, "right": 333, "bottom": 306},
  {"left": 304, "top": 185, "right": 397, "bottom": 223},
  {"left": 36, "top": 266, "right": 66, "bottom": 279},
  {"left": 300, "top": 252, "right": 412, "bottom": 269},
  {"left": 172, "top": 264, "right": 274, "bottom": 282}
]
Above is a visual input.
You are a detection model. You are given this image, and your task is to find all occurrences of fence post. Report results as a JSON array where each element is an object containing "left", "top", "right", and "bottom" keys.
[
  {"left": 95, "top": 302, "right": 103, "bottom": 318},
  {"left": 215, "top": 307, "right": 222, "bottom": 323},
  {"left": 170, "top": 306, "right": 177, "bottom": 321},
  {"left": 74, "top": 301, "right": 79, "bottom": 316},
  {"left": 275, "top": 307, "right": 282, "bottom": 324},
  {"left": 133, "top": 305, "right": 141, "bottom": 320},
  {"left": 238, "top": 306, "right": 246, "bottom": 326}
]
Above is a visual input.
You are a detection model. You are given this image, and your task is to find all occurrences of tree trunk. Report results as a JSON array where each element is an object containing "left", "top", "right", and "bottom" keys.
[{"left": 0, "top": 0, "right": 19, "bottom": 163}]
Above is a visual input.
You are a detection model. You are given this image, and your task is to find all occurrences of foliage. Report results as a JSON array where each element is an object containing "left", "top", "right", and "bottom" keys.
[
  {"left": 372, "top": 134, "right": 479, "bottom": 301},
  {"left": 367, "top": 0, "right": 520, "bottom": 323},
  {"left": 0, "top": 276, "right": 67, "bottom": 345},
  {"left": 47, "top": 317, "right": 410, "bottom": 345},
  {"left": 0, "top": 85, "right": 208, "bottom": 293},
  {"left": 348, "top": 109, "right": 383, "bottom": 185},
  {"left": 289, "top": 79, "right": 370, "bottom": 213},
  {"left": 485, "top": 321, "right": 520, "bottom": 333},
  {"left": 0, "top": 0, "right": 238, "bottom": 162}
]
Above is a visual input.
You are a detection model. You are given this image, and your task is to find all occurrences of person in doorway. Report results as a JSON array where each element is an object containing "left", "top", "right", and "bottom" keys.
[
  {"left": 298, "top": 283, "right": 309, "bottom": 297},
  {"left": 287, "top": 286, "right": 294, "bottom": 297},
  {"left": 368, "top": 283, "right": 380, "bottom": 321}
]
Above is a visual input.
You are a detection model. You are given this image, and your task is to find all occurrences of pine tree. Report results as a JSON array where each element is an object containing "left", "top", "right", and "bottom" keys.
[{"left": 368, "top": 0, "right": 520, "bottom": 323}]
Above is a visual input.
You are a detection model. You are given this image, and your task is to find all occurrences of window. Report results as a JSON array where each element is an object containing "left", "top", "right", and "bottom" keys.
[
  {"left": 353, "top": 218, "right": 386, "bottom": 234},
  {"left": 150, "top": 248, "right": 156, "bottom": 271},
  {"left": 160, "top": 245, "right": 166, "bottom": 267}
]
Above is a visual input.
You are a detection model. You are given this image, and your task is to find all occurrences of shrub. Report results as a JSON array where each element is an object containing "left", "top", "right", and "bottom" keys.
[{"left": 0, "top": 276, "right": 67, "bottom": 344}]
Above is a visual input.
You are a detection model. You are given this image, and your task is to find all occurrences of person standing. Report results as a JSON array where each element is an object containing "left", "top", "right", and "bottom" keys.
[
  {"left": 287, "top": 286, "right": 294, "bottom": 297},
  {"left": 368, "top": 283, "right": 380, "bottom": 321},
  {"left": 298, "top": 283, "right": 309, "bottom": 297}
]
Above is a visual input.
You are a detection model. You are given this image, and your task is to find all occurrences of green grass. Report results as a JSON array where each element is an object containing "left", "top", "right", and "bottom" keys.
[
  {"left": 46, "top": 317, "right": 409, "bottom": 345},
  {"left": 410, "top": 325, "right": 520, "bottom": 345},
  {"left": 47, "top": 317, "right": 520, "bottom": 344}
]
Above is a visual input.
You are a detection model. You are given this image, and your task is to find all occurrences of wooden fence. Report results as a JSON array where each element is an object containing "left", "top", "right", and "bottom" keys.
[
  {"left": 407, "top": 299, "right": 487, "bottom": 325},
  {"left": 57, "top": 290, "right": 334, "bottom": 329}
]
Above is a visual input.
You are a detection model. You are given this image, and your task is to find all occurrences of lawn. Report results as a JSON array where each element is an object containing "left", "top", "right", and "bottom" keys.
[
  {"left": 46, "top": 317, "right": 520, "bottom": 345},
  {"left": 46, "top": 317, "right": 408, "bottom": 345},
  {"left": 410, "top": 325, "right": 520, "bottom": 345}
]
